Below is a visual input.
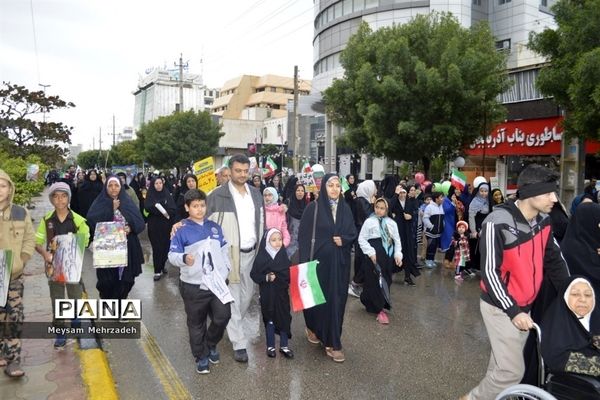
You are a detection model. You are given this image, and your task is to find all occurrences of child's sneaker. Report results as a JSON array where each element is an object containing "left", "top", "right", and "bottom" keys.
[
  {"left": 464, "top": 268, "right": 476, "bottom": 277},
  {"left": 454, "top": 274, "right": 464, "bottom": 282},
  {"left": 279, "top": 347, "right": 294, "bottom": 359},
  {"left": 208, "top": 346, "right": 220, "bottom": 364},
  {"left": 54, "top": 334, "right": 67, "bottom": 349},
  {"left": 196, "top": 357, "right": 210, "bottom": 374}
]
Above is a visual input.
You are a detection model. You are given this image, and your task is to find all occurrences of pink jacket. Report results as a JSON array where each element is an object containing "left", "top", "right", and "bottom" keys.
[{"left": 264, "top": 203, "right": 290, "bottom": 247}]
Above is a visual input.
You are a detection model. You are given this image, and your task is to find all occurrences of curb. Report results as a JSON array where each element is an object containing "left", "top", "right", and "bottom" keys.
[{"left": 77, "top": 347, "right": 119, "bottom": 400}]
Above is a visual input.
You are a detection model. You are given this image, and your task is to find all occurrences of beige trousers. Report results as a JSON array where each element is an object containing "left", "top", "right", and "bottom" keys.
[{"left": 469, "top": 299, "right": 529, "bottom": 400}]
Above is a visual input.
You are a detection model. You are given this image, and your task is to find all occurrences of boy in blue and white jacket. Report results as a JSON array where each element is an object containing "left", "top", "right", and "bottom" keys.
[{"left": 168, "top": 189, "right": 232, "bottom": 375}]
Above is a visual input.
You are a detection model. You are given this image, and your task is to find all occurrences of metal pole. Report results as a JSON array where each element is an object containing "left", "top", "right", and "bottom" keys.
[
  {"left": 292, "top": 65, "right": 299, "bottom": 172},
  {"left": 179, "top": 53, "right": 184, "bottom": 112},
  {"left": 39, "top": 83, "right": 50, "bottom": 123}
]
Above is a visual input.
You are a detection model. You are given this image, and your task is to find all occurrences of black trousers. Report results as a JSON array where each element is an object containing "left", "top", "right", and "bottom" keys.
[
  {"left": 179, "top": 281, "right": 231, "bottom": 361},
  {"left": 426, "top": 236, "right": 439, "bottom": 260},
  {"left": 352, "top": 241, "right": 365, "bottom": 285}
]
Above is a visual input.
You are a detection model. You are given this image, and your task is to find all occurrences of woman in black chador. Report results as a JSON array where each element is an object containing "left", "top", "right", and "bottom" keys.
[
  {"left": 144, "top": 177, "right": 176, "bottom": 281},
  {"left": 250, "top": 228, "right": 293, "bottom": 359},
  {"left": 541, "top": 276, "right": 600, "bottom": 378},
  {"left": 76, "top": 170, "right": 103, "bottom": 218},
  {"left": 390, "top": 184, "right": 420, "bottom": 285},
  {"left": 87, "top": 176, "right": 145, "bottom": 300},
  {"left": 298, "top": 174, "right": 357, "bottom": 363}
]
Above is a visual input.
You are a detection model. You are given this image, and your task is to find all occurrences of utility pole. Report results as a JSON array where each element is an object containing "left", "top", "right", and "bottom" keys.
[
  {"left": 292, "top": 65, "right": 299, "bottom": 172},
  {"left": 174, "top": 53, "right": 188, "bottom": 112},
  {"left": 39, "top": 83, "right": 51, "bottom": 123},
  {"left": 98, "top": 127, "right": 102, "bottom": 151},
  {"left": 112, "top": 114, "right": 116, "bottom": 146}
]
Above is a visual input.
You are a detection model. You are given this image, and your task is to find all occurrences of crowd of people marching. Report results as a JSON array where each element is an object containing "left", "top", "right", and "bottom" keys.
[{"left": 1, "top": 156, "right": 599, "bottom": 400}]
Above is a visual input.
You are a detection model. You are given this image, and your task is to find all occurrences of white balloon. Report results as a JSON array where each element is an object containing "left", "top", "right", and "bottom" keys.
[{"left": 454, "top": 156, "right": 465, "bottom": 168}]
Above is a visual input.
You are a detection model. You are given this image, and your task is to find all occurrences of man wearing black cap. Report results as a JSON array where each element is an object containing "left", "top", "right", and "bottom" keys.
[{"left": 461, "top": 164, "right": 570, "bottom": 400}]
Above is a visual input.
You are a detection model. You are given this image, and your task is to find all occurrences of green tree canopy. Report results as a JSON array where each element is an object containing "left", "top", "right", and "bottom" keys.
[
  {"left": 528, "top": 0, "right": 600, "bottom": 140},
  {"left": 138, "top": 110, "right": 223, "bottom": 169},
  {"left": 324, "top": 14, "right": 509, "bottom": 171},
  {"left": 0, "top": 82, "right": 75, "bottom": 166},
  {"left": 109, "top": 139, "right": 144, "bottom": 166},
  {"left": 77, "top": 149, "right": 111, "bottom": 170},
  {"left": 0, "top": 150, "right": 48, "bottom": 205}
]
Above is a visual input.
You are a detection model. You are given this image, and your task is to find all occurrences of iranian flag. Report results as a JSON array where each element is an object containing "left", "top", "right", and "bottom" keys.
[
  {"left": 289, "top": 261, "right": 326, "bottom": 312},
  {"left": 265, "top": 156, "right": 278, "bottom": 174},
  {"left": 301, "top": 161, "right": 312, "bottom": 173},
  {"left": 451, "top": 168, "right": 467, "bottom": 191},
  {"left": 340, "top": 175, "right": 350, "bottom": 193}
]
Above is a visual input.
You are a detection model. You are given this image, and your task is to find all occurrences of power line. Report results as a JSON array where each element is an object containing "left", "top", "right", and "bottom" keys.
[
  {"left": 206, "top": 1, "right": 310, "bottom": 66},
  {"left": 29, "top": 0, "right": 41, "bottom": 84},
  {"left": 222, "top": 0, "right": 269, "bottom": 29}
]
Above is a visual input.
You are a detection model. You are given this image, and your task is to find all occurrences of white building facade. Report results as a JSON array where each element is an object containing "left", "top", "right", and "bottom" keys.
[{"left": 133, "top": 68, "right": 215, "bottom": 130}]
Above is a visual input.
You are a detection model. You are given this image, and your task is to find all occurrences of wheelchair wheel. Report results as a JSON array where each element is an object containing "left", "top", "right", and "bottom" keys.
[{"left": 495, "top": 384, "right": 558, "bottom": 400}]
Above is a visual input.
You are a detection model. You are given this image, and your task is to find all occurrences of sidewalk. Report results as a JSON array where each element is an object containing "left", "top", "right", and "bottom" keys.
[{"left": 0, "top": 188, "right": 87, "bottom": 400}]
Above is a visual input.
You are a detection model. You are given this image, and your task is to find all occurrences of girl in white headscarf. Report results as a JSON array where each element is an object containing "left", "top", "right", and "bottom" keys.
[{"left": 250, "top": 228, "right": 293, "bottom": 359}]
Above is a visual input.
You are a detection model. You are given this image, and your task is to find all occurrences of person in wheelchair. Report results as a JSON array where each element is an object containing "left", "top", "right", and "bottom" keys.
[{"left": 541, "top": 276, "right": 600, "bottom": 378}]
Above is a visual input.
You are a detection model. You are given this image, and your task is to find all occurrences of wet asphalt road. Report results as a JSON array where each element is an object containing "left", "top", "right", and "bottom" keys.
[{"left": 81, "top": 234, "right": 490, "bottom": 400}]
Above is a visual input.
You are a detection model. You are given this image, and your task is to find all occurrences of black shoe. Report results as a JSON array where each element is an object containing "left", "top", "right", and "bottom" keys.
[
  {"left": 266, "top": 347, "right": 276, "bottom": 358},
  {"left": 279, "top": 347, "right": 294, "bottom": 359},
  {"left": 162, "top": 268, "right": 168, "bottom": 275},
  {"left": 234, "top": 349, "right": 248, "bottom": 363},
  {"left": 404, "top": 278, "right": 416, "bottom": 287},
  {"left": 153, "top": 273, "right": 162, "bottom": 281}
]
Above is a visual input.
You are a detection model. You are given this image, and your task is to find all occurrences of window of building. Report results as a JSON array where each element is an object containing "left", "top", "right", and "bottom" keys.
[
  {"left": 343, "top": 0, "right": 352, "bottom": 15},
  {"left": 499, "top": 0, "right": 511, "bottom": 4},
  {"left": 365, "top": 0, "right": 378, "bottom": 9},
  {"left": 495, "top": 38, "right": 511, "bottom": 51},
  {"left": 334, "top": 2, "right": 342, "bottom": 19},
  {"left": 500, "top": 69, "right": 543, "bottom": 103},
  {"left": 277, "top": 124, "right": 282, "bottom": 137},
  {"left": 354, "top": 0, "right": 364, "bottom": 12},
  {"left": 473, "top": 0, "right": 481, "bottom": 5},
  {"left": 540, "top": 0, "right": 547, "bottom": 6}
]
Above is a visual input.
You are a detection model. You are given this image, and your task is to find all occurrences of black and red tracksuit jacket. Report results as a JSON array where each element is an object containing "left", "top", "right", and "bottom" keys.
[{"left": 479, "top": 200, "right": 570, "bottom": 319}]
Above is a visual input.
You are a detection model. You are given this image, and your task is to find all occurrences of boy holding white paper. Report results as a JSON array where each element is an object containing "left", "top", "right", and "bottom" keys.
[
  {"left": 35, "top": 182, "right": 90, "bottom": 349},
  {"left": 168, "top": 189, "right": 232, "bottom": 374}
]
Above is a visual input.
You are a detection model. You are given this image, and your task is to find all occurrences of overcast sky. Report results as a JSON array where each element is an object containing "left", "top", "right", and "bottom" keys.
[{"left": 0, "top": 0, "right": 314, "bottom": 150}]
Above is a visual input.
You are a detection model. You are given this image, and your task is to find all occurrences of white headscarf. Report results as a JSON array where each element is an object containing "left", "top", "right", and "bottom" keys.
[
  {"left": 265, "top": 228, "right": 282, "bottom": 259},
  {"left": 263, "top": 187, "right": 279, "bottom": 206},
  {"left": 564, "top": 277, "right": 595, "bottom": 332},
  {"left": 356, "top": 180, "right": 376, "bottom": 201}
]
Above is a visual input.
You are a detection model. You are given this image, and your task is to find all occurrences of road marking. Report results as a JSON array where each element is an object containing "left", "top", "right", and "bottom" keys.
[
  {"left": 78, "top": 347, "right": 119, "bottom": 400},
  {"left": 140, "top": 322, "right": 192, "bottom": 400}
]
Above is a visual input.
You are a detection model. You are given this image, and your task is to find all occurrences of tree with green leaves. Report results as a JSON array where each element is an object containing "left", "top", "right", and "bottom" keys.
[
  {"left": 77, "top": 149, "right": 110, "bottom": 170},
  {"left": 324, "top": 14, "right": 509, "bottom": 174},
  {"left": 0, "top": 150, "right": 48, "bottom": 205},
  {"left": 109, "top": 139, "right": 144, "bottom": 166},
  {"left": 528, "top": 0, "right": 600, "bottom": 140},
  {"left": 0, "top": 82, "right": 75, "bottom": 166},
  {"left": 138, "top": 110, "right": 223, "bottom": 169}
]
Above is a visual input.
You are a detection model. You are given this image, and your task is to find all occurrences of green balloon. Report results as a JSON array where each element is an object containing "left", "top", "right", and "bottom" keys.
[{"left": 441, "top": 181, "right": 451, "bottom": 195}]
